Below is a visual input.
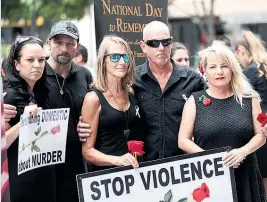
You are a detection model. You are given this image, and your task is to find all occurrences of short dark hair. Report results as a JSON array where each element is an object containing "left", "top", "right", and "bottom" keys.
[
  {"left": 171, "top": 42, "right": 190, "bottom": 58},
  {"left": 75, "top": 45, "right": 88, "bottom": 63},
  {"left": 215, "top": 35, "right": 231, "bottom": 47},
  {"left": 6, "top": 36, "right": 49, "bottom": 106}
]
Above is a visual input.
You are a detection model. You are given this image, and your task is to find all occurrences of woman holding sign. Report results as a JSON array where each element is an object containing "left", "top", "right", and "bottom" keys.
[
  {"left": 4, "top": 36, "right": 53, "bottom": 202},
  {"left": 81, "top": 35, "right": 141, "bottom": 171},
  {"left": 178, "top": 45, "right": 267, "bottom": 201}
]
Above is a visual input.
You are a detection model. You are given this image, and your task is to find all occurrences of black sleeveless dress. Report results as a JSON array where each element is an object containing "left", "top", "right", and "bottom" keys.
[
  {"left": 90, "top": 88, "right": 142, "bottom": 171},
  {"left": 192, "top": 90, "right": 266, "bottom": 202}
]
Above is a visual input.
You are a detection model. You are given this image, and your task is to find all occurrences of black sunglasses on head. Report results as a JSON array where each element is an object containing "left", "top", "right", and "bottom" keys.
[
  {"left": 143, "top": 37, "right": 172, "bottom": 48},
  {"left": 15, "top": 36, "right": 43, "bottom": 49}
]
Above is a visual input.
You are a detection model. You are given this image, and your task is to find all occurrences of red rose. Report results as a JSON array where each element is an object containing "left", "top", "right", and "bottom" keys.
[
  {"left": 202, "top": 98, "right": 211, "bottom": 106},
  {"left": 257, "top": 112, "right": 267, "bottom": 127},
  {"left": 193, "top": 183, "right": 210, "bottom": 202},
  {"left": 51, "top": 125, "right": 61, "bottom": 135},
  {"left": 127, "top": 140, "right": 145, "bottom": 156}
]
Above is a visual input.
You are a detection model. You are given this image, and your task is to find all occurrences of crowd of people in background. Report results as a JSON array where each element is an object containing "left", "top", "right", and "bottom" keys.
[{"left": 1, "top": 20, "right": 267, "bottom": 202}]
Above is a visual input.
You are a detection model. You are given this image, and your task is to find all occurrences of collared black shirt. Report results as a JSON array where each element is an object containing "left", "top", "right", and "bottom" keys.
[
  {"left": 134, "top": 60, "right": 205, "bottom": 161},
  {"left": 44, "top": 62, "right": 93, "bottom": 202}
]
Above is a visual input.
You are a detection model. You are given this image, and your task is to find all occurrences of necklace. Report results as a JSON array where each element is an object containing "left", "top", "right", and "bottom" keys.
[
  {"left": 53, "top": 71, "right": 66, "bottom": 95},
  {"left": 107, "top": 88, "right": 130, "bottom": 139}
]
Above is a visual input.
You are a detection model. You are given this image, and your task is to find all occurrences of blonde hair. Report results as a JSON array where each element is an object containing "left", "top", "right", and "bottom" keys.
[
  {"left": 235, "top": 30, "right": 267, "bottom": 78},
  {"left": 199, "top": 45, "right": 260, "bottom": 106},
  {"left": 95, "top": 35, "right": 135, "bottom": 92}
]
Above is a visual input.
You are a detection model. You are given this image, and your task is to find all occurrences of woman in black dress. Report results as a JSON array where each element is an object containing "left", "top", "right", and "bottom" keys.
[
  {"left": 178, "top": 45, "right": 267, "bottom": 201},
  {"left": 81, "top": 35, "right": 141, "bottom": 171},
  {"left": 4, "top": 36, "right": 53, "bottom": 202},
  {"left": 235, "top": 30, "right": 267, "bottom": 194}
]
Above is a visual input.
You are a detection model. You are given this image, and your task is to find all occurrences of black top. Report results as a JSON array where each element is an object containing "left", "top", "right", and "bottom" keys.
[
  {"left": 4, "top": 87, "right": 55, "bottom": 202},
  {"left": 243, "top": 62, "right": 267, "bottom": 112},
  {"left": 192, "top": 90, "right": 266, "bottom": 202},
  {"left": 91, "top": 88, "right": 142, "bottom": 171},
  {"left": 44, "top": 62, "right": 93, "bottom": 202},
  {"left": 133, "top": 60, "right": 205, "bottom": 161}
]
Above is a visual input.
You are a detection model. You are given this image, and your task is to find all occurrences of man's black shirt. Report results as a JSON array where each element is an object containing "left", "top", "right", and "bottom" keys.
[
  {"left": 134, "top": 60, "right": 205, "bottom": 161},
  {"left": 45, "top": 62, "right": 93, "bottom": 202}
]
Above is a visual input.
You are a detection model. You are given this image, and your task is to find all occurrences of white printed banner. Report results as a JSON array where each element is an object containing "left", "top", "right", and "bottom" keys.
[
  {"left": 18, "top": 108, "right": 70, "bottom": 175},
  {"left": 77, "top": 147, "right": 237, "bottom": 202}
]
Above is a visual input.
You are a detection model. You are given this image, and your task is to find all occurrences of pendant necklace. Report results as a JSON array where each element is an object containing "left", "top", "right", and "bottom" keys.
[
  {"left": 53, "top": 71, "right": 66, "bottom": 95},
  {"left": 107, "top": 88, "right": 130, "bottom": 139}
]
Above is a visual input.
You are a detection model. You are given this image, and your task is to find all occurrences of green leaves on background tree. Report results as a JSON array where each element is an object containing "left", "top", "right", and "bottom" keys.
[{"left": 1, "top": 0, "right": 94, "bottom": 21}]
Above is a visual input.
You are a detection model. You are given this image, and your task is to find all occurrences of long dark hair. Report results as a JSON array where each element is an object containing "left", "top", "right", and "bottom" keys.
[{"left": 5, "top": 36, "right": 49, "bottom": 107}]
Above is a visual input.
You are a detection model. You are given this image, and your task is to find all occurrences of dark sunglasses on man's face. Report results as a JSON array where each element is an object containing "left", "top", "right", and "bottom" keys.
[
  {"left": 105, "top": 53, "right": 130, "bottom": 63},
  {"left": 143, "top": 38, "right": 172, "bottom": 48},
  {"left": 15, "top": 36, "right": 43, "bottom": 48}
]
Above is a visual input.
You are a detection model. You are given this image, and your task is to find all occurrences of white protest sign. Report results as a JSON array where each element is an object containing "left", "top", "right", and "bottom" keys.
[
  {"left": 77, "top": 147, "right": 237, "bottom": 202},
  {"left": 18, "top": 108, "right": 70, "bottom": 175}
]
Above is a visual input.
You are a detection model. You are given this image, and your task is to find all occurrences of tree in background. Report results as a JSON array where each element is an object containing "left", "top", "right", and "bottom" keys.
[{"left": 2, "top": 0, "right": 94, "bottom": 23}]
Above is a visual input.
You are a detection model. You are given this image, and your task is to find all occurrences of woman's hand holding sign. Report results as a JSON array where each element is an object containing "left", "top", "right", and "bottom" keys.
[
  {"left": 5, "top": 103, "right": 42, "bottom": 149},
  {"left": 23, "top": 104, "right": 42, "bottom": 116}
]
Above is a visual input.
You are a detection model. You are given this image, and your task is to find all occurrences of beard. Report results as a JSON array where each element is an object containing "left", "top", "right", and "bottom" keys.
[{"left": 54, "top": 53, "right": 72, "bottom": 65}]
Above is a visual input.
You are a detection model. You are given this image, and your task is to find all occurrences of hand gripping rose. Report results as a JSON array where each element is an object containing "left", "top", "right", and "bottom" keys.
[{"left": 127, "top": 140, "right": 145, "bottom": 158}]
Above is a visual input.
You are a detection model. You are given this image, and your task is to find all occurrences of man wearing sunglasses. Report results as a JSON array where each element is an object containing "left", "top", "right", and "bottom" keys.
[
  {"left": 77, "top": 21, "right": 205, "bottom": 163},
  {"left": 134, "top": 21, "right": 205, "bottom": 161}
]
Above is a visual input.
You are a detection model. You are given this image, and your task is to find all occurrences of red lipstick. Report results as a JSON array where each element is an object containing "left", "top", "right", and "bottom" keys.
[{"left": 216, "top": 77, "right": 225, "bottom": 80}]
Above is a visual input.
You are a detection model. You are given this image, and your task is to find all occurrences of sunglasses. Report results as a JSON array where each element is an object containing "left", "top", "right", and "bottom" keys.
[
  {"left": 105, "top": 53, "right": 130, "bottom": 63},
  {"left": 143, "top": 38, "right": 172, "bottom": 48},
  {"left": 15, "top": 36, "right": 43, "bottom": 48}
]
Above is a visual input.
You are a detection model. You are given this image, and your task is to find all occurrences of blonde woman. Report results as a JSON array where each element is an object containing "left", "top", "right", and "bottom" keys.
[
  {"left": 81, "top": 35, "right": 141, "bottom": 171},
  {"left": 178, "top": 45, "right": 267, "bottom": 202},
  {"left": 235, "top": 31, "right": 267, "bottom": 112},
  {"left": 235, "top": 30, "right": 267, "bottom": 193}
]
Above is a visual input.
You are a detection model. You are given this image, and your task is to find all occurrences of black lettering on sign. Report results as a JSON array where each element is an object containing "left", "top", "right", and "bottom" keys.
[
  {"left": 158, "top": 168, "right": 170, "bottom": 187},
  {"left": 32, "top": 150, "right": 62, "bottom": 167},
  {"left": 152, "top": 170, "right": 158, "bottom": 188},
  {"left": 18, "top": 157, "right": 31, "bottom": 172},
  {"left": 191, "top": 161, "right": 203, "bottom": 180},
  {"left": 180, "top": 163, "right": 191, "bottom": 182},
  {"left": 57, "top": 150, "right": 62, "bottom": 161},
  {"left": 125, "top": 175, "right": 134, "bottom": 193},
  {"left": 64, "top": 109, "right": 68, "bottom": 120},
  {"left": 42, "top": 153, "right": 46, "bottom": 164},
  {"left": 91, "top": 181, "right": 101, "bottom": 200},
  {"left": 170, "top": 166, "right": 180, "bottom": 184},
  {"left": 112, "top": 177, "right": 124, "bottom": 196},
  {"left": 203, "top": 159, "right": 214, "bottom": 178},
  {"left": 140, "top": 171, "right": 151, "bottom": 190},
  {"left": 101, "top": 179, "right": 111, "bottom": 198},
  {"left": 214, "top": 157, "right": 224, "bottom": 176}
]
